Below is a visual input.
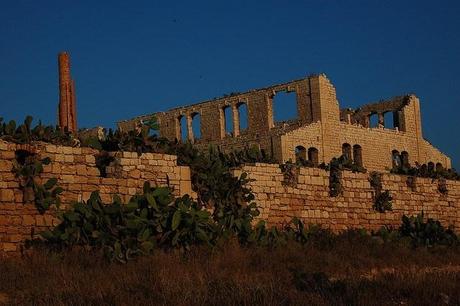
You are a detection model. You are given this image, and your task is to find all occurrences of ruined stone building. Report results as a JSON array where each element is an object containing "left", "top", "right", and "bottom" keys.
[{"left": 118, "top": 74, "right": 451, "bottom": 171}]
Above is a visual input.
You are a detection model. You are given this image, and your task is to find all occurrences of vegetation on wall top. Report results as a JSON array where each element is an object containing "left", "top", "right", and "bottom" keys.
[
  {"left": 0, "top": 116, "right": 76, "bottom": 146},
  {"left": 391, "top": 160, "right": 459, "bottom": 181}
]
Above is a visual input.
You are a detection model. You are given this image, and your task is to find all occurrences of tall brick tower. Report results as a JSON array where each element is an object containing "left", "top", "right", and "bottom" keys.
[{"left": 58, "top": 52, "right": 77, "bottom": 132}]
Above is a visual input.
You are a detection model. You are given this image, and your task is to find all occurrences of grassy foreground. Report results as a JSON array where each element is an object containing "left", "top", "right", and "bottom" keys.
[{"left": 1, "top": 232, "right": 460, "bottom": 306}]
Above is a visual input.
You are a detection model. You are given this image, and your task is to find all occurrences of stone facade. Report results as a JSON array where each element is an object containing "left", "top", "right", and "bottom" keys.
[
  {"left": 0, "top": 140, "right": 193, "bottom": 253},
  {"left": 232, "top": 163, "right": 460, "bottom": 232},
  {"left": 118, "top": 74, "right": 451, "bottom": 171}
]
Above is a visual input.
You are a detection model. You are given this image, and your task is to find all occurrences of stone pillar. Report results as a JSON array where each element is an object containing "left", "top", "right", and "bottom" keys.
[
  {"left": 186, "top": 114, "right": 193, "bottom": 142},
  {"left": 363, "top": 115, "right": 370, "bottom": 128},
  {"left": 378, "top": 113, "right": 385, "bottom": 128},
  {"left": 232, "top": 104, "right": 240, "bottom": 137},
  {"left": 58, "top": 52, "right": 78, "bottom": 132},
  {"left": 219, "top": 108, "right": 226, "bottom": 139},
  {"left": 266, "top": 94, "right": 274, "bottom": 129},
  {"left": 175, "top": 116, "right": 182, "bottom": 141}
]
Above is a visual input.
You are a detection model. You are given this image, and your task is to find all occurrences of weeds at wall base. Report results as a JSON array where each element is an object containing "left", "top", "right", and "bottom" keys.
[{"left": 4, "top": 232, "right": 460, "bottom": 306}]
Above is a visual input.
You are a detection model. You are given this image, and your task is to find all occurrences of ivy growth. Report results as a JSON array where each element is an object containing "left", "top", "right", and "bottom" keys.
[
  {"left": 369, "top": 172, "right": 392, "bottom": 213},
  {"left": 95, "top": 151, "right": 115, "bottom": 178},
  {"left": 323, "top": 155, "right": 367, "bottom": 197},
  {"left": 280, "top": 161, "right": 299, "bottom": 187},
  {"left": 406, "top": 176, "right": 417, "bottom": 191},
  {"left": 12, "top": 150, "right": 63, "bottom": 214},
  {"left": 438, "top": 178, "right": 448, "bottom": 195}
]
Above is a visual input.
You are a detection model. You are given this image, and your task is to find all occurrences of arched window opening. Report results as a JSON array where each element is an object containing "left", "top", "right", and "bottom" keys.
[
  {"left": 295, "top": 145, "right": 307, "bottom": 163},
  {"left": 191, "top": 112, "right": 201, "bottom": 140},
  {"left": 272, "top": 90, "right": 298, "bottom": 123},
  {"left": 392, "top": 150, "right": 401, "bottom": 168},
  {"left": 308, "top": 147, "right": 319, "bottom": 166},
  {"left": 427, "top": 162, "right": 435, "bottom": 172},
  {"left": 237, "top": 102, "right": 248, "bottom": 131},
  {"left": 401, "top": 151, "right": 409, "bottom": 168},
  {"left": 179, "top": 115, "right": 188, "bottom": 142},
  {"left": 223, "top": 106, "right": 233, "bottom": 136},
  {"left": 369, "top": 113, "right": 379, "bottom": 128},
  {"left": 353, "top": 145, "right": 363, "bottom": 167},
  {"left": 342, "top": 143, "right": 352, "bottom": 161}
]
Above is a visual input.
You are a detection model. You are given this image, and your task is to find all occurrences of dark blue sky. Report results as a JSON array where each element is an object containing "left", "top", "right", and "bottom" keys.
[{"left": 1, "top": 0, "right": 459, "bottom": 167}]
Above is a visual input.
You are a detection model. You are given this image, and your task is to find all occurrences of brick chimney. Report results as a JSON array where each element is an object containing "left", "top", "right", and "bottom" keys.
[{"left": 58, "top": 52, "right": 77, "bottom": 132}]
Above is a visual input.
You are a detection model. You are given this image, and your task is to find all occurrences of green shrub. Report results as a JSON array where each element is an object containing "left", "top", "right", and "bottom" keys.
[
  {"left": 369, "top": 172, "right": 392, "bottom": 212},
  {"left": 94, "top": 151, "right": 115, "bottom": 177},
  {"left": 0, "top": 116, "right": 76, "bottom": 146},
  {"left": 12, "top": 150, "right": 62, "bottom": 214},
  {"left": 325, "top": 155, "right": 367, "bottom": 198},
  {"left": 185, "top": 146, "right": 260, "bottom": 241},
  {"left": 328, "top": 158, "right": 343, "bottom": 197},
  {"left": 399, "top": 212, "right": 458, "bottom": 247},
  {"left": 373, "top": 190, "right": 393, "bottom": 213},
  {"left": 40, "top": 182, "right": 217, "bottom": 262},
  {"left": 391, "top": 161, "right": 459, "bottom": 181},
  {"left": 247, "top": 221, "right": 287, "bottom": 248},
  {"left": 438, "top": 178, "right": 448, "bottom": 195},
  {"left": 247, "top": 218, "right": 336, "bottom": 249},
  {"left": 280, "top": 161, "right": 299, "bottom": 187}
]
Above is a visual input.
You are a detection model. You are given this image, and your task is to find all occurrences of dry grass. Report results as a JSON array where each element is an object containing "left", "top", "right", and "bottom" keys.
[{"left": 1, "top": 233, "right": 459, "bottom": 305}]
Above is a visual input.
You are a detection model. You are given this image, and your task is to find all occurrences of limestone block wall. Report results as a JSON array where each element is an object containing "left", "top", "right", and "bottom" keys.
[
  {"left": 337, "top": 123, "right": 451, "bottom": 171},
  {"left": 338, "top": 124, "right": 417, "bottom": 171},
  {"left": 232, "top": 164, "right": 460, "bottom": 232},
  {"left": 190, "top": 120, "right": 308, "bottom": 162},
  {"left": 0, "top": 140, "right": 193, "bottom": 253},
  {"left": 194, "top": 132, "right": 273, "bottom": 157},
  {"left": 310, "top": 75, "right": 342, "bottom": 162},
  {"left": 280, "top": 122, "right": 323, "bottom": 163},
  {"left": 420, "top": 139, "right": 452, "bottom": 168}
]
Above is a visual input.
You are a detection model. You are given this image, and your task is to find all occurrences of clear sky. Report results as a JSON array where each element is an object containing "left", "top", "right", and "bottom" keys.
[{"left": 1, "top": 0, "right": 459, "bottom": 168}]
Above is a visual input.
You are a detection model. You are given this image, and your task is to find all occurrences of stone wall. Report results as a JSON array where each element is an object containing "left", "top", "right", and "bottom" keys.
[
  {"left": 232, "top": 163, "right": 460, "bottom": 232},
  {"left": 0, "top": 140, "right": 193, "bottom": 253},
  {"left": 1, "top": 138, "right": 458, "bottom": 253}
]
